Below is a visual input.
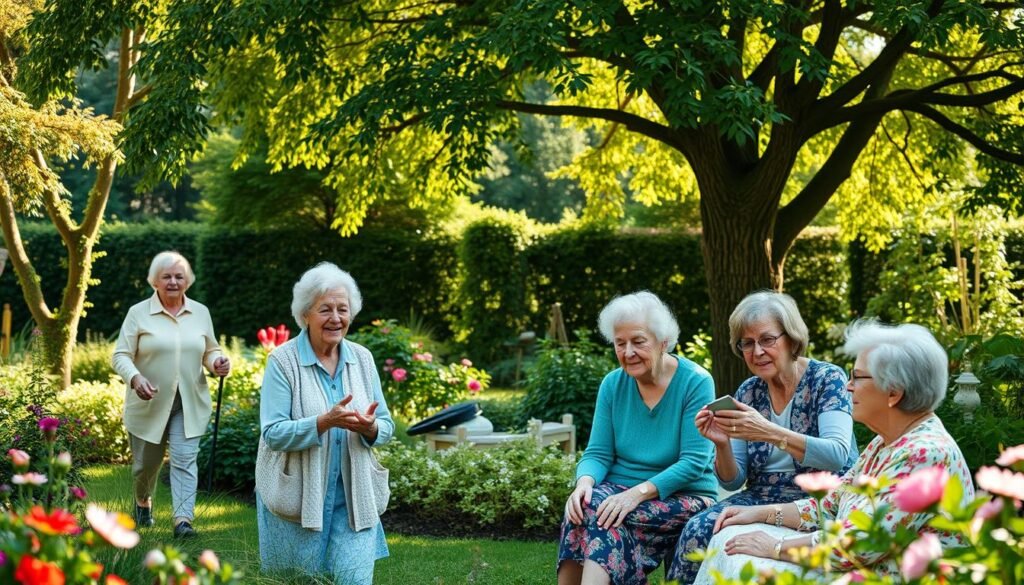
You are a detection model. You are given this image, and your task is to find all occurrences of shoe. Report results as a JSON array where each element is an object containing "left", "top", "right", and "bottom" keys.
[
  {"left": 174, "top": 520, "right": 197, "bottom": 539},
  {"left": 134, "top": 505, "right": 154, "bottom": 528}
]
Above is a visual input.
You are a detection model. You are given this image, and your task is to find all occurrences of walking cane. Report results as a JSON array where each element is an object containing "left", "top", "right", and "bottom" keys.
[{"left": 206, "top": 375, "right": 225, "bottom": 492}]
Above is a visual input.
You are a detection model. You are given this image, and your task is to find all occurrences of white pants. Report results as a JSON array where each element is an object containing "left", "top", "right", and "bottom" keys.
[{"left": 130, "top": 392, "right": 201, "bottom": 524}]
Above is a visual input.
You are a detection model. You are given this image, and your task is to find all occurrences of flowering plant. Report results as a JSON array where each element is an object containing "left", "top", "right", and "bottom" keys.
[
  {"left": 701, "top": 443, "right": 1024, "bottom": 585},
  {"left": 1, "top": 417, "right": 239, "bottom": 584},
  {"left": 349, "top": 319, "right": 491, "bottom": 420},
  {"left": 255, "top": 324, "right": 291, "bottom": 353}
]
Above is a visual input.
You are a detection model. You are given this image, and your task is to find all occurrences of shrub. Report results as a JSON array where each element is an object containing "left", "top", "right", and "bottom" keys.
[
  {"left": 197, "top": 400, "right": 261, "bottom": 492},
  {"left": 379, "top": 441, "right": 577, "bottom": 532},
  {"left": 0, "top": 359, "right": 88, "bottom": 489},
  {"left": 52, "top": 380, "right": 129, "bottom": 464},
  {"left": 477, "top": 396, "right": 525, "bottom": 432},
  {"left": 70, "top": 334, "right": 117, "bottom": 383},
  {"left": 519, "top": 334, "right": 616, "bottom": 446},
  {"left": 349, "top": 319, "right": 491, "bottom": 420}
]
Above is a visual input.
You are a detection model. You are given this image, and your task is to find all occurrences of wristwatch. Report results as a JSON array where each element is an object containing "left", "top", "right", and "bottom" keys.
[{"left": 776, "top": 435, "right": 789, "bottom": 452}]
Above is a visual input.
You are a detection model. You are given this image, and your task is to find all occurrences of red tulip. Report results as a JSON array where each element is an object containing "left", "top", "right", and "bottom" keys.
[
  {"left": 277, "top": 324, "right": 291, "bottom": 344},
  {"left": 257, "top": 328, "right": 270, "bottom": 346}
]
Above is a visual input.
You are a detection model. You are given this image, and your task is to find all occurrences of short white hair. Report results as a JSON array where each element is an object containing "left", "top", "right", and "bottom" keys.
[
  {"left": 728, "top": 291, "right": 809, "bottom": 358},
  {"left": 597, "top": 291, "right": 680, "bottom": 349},
  {"left": 841, "top": 320, "right": 948, "bottom": 413},
  {"left": 291, "top": 262, "right": 363, "bottom": 329},
  {"left": 147, "top": 251, "right": 195, "bottom": 291}
]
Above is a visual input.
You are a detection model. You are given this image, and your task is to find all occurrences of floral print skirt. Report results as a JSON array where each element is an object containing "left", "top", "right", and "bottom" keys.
[{"left": 557, "top": 482, "right": 715, "bottom": 585}]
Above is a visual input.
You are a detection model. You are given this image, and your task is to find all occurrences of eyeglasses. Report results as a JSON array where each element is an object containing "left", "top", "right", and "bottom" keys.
[
  {"left": 736, "top": 332, "right": 787, "bottom": 353},
  {"left": 847, "top": 370, "right": 874, "bottom": 384}
]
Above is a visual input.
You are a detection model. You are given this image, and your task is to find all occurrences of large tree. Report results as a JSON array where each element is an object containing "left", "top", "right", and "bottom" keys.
[
  {"left": 0, "top": 1, "right": 182, "bottom": 386},
  {"left": 133, "top": 0, "right": 1024, "bottom": 390}
]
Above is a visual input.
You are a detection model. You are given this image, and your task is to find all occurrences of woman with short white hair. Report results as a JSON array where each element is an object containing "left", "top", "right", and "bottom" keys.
[
  {"left": 255, "top": 262, "right": 394, "bottom": 584},
  {"left": 113, "top": 251, "right": 231, "bottom": 538},
  {"left": 692, "top": 320, "right": 974, "bottom": 582},
  {"left": 558, "top": 291, "right": 717, "bottom": 585},
  {"left": 669, "top": 290, "right": 856, "bottom": 583}
]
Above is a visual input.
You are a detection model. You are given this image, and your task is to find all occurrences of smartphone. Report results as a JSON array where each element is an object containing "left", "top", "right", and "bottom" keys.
[{"left": 706, "top": 395, "right": 739, "bottom": 412}]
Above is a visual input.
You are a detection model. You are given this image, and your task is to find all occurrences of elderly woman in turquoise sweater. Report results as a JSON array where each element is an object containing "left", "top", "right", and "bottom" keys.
[
  {"left": 254, "top": 262, "right": 394, "bottom": 585},
  {"left": 557, "top": 291, "right": 718, "bottom": 585}
]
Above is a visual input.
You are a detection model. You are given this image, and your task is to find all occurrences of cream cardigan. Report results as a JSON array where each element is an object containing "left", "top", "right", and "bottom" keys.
[{"left": 255, "top": 338, "right": 389, "bottom": 531}]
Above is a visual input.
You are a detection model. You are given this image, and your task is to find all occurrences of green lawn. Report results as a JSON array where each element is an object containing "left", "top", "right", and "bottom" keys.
[{"left": 83, "top": 465, "right": 594, "bottom": 584}]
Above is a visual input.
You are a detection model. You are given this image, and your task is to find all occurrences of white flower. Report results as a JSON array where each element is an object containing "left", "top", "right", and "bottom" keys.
[
  {"left": 86, "top": 503, "right": 140, "bottom": 549},
  {"left": 144, "top": 549, "right": 167, "bottom": 568}
]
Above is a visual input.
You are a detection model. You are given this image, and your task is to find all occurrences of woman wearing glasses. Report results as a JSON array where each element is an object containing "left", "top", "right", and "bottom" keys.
[
  {"left": 686, "top": 320, "right": 974, "bottom": 583},
  {"left": 668, "top": 291, "right": 857, "bottom": 583}
]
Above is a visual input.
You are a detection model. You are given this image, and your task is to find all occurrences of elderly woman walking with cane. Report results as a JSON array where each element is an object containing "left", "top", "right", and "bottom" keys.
[{"left": 113, "top": 251, "right": 231, "bottom": 538}]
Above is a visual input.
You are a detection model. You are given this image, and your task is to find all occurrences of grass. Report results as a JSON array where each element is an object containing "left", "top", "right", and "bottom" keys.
[{"left": 82, "top": 465, "right": 563, "bottom": 584}]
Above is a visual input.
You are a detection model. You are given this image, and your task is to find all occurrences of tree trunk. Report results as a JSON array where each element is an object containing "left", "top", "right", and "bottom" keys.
[{"left": 698, "top": 173, "right": 787, "bottom": 396}]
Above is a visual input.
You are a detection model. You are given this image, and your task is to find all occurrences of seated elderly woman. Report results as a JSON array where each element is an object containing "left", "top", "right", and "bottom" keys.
[
  {"left": 669, "top": 291, "right": 856, "bottom": 583},
  {"left": 692, "top": 320, "right": 975, "bottom": 583},
  {"left": 558, "top": 291, "right": 717, "bottom": 585}
]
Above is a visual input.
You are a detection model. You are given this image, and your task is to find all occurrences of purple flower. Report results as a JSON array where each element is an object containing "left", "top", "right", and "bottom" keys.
[
  {"left": 70, "top": 486, "right": 88, "bottom": 501},
  {"left": 38, "top": 417, "right": 61, "bottom": 443},
  {"left": 0, "top": 549, "right": 6, "bottom": 566}
]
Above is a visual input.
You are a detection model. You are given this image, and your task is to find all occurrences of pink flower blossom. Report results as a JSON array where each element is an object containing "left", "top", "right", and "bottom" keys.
[
  {"left": 86, "top": 504, "right": 140, "bottom": 549},
  {"left": 69, "top": 486, "right": 88, "bottom": 500},
  {"left": 391, "top": 368, "right": 407, "bottom": 383},
  {"left": 144, "top": 549, "right": 167, "bottom": 569},
  {"left": 894, "top": 466, "right": 949, "bottom": 513},
  {"left": 385, "top": 358, "right": 395, "bottom": 366},
  {"left": 198, "top": 550, "right": 220, "bottom": 572},
  {"left": 854, "top": 474, "right": 879, "bottom": 489},
  {"left": 7, "top": 448, "right": 30, "bottom": 470},
  {"left": 38, "top": 417, "right": 60, "bottom": 443},
  {"left": 794, "top": 471, "right": 842, "bottom": 497},
  {"left": 976, "top": 466, "right": 1024, "bottom": 501},
  {"left": 901, "top": 533, "right": 942, "bottom": 581},
  {"left": 461, "top": 358, "right": 473, "bottom": 367},
  {"left": 996, "top": 444, "right": 1024, "bottom": 467},
  {"left": 971, "top": 498, "right": 1004, "bottom": 534},
  {"left": 467, "top": 379, "right": 482, "bottom": 393},
  {"left": 54, "top": 451, "right": 72, "bottom": 472},
  {"left": 12, "top": 472, "right": 48, "bottom": 486}
]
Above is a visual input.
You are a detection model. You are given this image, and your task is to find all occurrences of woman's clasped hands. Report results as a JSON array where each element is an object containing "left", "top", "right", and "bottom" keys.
[{"left": 319, "top": 395, "right": 379, "bottom": 440}]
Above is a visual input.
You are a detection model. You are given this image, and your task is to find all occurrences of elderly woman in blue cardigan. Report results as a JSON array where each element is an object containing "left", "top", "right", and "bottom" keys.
[
  {"left": 558, "top": 291, "right": 718, "bottom": 585},
  {"left": 667, "top": 291, "right": 856, "bottom": 583},
  {"left": 255, "top": 262, "right": 394, "bottom": 585}
]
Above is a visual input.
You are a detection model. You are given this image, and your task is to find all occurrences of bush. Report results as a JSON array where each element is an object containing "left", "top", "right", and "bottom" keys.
[
  {"left": 0, "top": 359, "right": 88, "bottom": 489},
  {"left": 349, "top": 319, "right": 491, "bottom": 420},
  {"left": 69, "top": 334, "right": 117, "bottom": 383},
  {"left": 379, "top": 441, "right": 577, "bottom": 532},
  {"left": 52, "top": 380, "right": 129, "bottom": 464},
  {"left": 519, "top": 335, "right": 616, "bottom": 446},
  {"left": 197, "top": 400, "right": 261, "bottom": 492},
  {"left": 477, "top": 396, "right": 525, "bottom": 432}
]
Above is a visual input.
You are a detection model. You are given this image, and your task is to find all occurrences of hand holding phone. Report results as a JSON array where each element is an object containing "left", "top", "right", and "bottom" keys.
[{"left": 706, "top": 395, "right": 739, "bottom": 412}]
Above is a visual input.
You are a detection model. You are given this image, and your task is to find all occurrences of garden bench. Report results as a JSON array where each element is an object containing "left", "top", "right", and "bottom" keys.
[{"left": 424, "top": 414, "right": 576, "bottom": 454}]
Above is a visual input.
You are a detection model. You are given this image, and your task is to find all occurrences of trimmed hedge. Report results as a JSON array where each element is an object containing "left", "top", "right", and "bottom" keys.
[{"left": 3, "top": 221, "right": 1020, "bottom": 363}]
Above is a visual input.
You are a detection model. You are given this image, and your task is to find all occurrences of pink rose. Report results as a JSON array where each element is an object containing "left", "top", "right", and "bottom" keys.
[
  {"left": 976, "top": 466, "right": 1024, "bottom": 501},
  {"left": 996, "top": 444, "right": 1024, "bottom": 467},
  {"left": 467, "top": 379, "right": 482, "bottom": 393},
  {"left": 461, "top": 358, "right": 473, "bottom": 367},
  {"left": 894, "top": 466, "right": 949, "bottom": 512},
  {"left": 794, "top": 471, "right": 842, "bottom": 497},
  {"left": 391, "top": 368, "right": 407, "bottom": 383},
  {"left": 900, "top": 533, "right": 942, "bottom": 581},
  {"left": 7, "top": 448, "right": 30, "bottom": 471}
]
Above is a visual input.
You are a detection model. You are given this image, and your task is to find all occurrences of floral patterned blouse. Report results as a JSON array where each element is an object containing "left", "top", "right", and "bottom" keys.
[{"left": 793, "top": 415, "right": 975, "bottom": 575}]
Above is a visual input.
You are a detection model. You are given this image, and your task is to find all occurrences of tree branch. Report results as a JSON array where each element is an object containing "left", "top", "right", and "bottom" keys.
[
  {"left": 904, "top": 103, "right": 1024, "bottom": 165},
  {"left": 494, "top": 99, "right": 683, "bottom": 151},
  {"left": 0, "top": 178, "right": 55, "bottom": 324},
  {"left": 818, "top": 0, "right": 944, "bottom": 112}
]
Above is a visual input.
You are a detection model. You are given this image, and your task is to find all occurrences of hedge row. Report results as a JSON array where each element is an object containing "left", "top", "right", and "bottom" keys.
[{"left": 3, "top": 222, "right": 1022, "bottom": 362}]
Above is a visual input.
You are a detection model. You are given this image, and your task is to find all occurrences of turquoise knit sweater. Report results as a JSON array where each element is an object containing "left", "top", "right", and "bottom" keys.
[{"left": 575, "top": 355, "right": 718, "bottom": 499}]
